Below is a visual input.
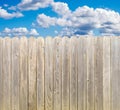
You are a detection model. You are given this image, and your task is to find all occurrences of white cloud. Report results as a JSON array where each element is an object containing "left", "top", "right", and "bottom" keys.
[
  {"left": 29, "top": 29, "right": 39, "bottom": 35},
  {"left": 0, "top": 7, "right": 23, "bottom": 19},
  {"left": 6, "top": 0, "right": 120, "bottom": 36},
  {"left": 35, "top": 5, "right": 120, "bottom": 36},
  {"left": 51, "top": 2, "right": 71, "bottom": 17},
  {"left": 0, "top": 27, "right": 39, "bottom": 36},
  {"left": 36, "top": 14, "right": 72, "bottom": 28},
  {"left": 11, "top": 0, "right": 53, "bottom": 11},
  {"left": 59, "top": 27, "right": 94, "bottom": 37},
  {"left": 100, "top": 23, "right": 120, "bottom": 36},
  {"left": 36, "top": 13, "right": 56, "bottom": 28}
]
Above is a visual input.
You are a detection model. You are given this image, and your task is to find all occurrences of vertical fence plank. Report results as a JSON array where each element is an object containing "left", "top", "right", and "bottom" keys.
[
  {"left": 28, "top": 37, "right": 37, "bottom": 110},
  {"left": 19, "top": 37, "right": 28, "bottom": 110},
  {"left": 53, "top": 37, "right": 62, "bottom": 110},
  {"left": 0, "top": 38, "right": 3, "bottom": 110},
  {"left": 78, "top": 37, "right": 87, "bottom": 110},
  {"left": 62, "top": 37, "right": 70, "bottom": 110},
  {"left": 118, "top": 38, "right": 120, "bottom": 109},
  {"left": 45, "top": 37, "right": 54, "bottom": 110},
  {"left": 111, "top": 37, "right": 119, "bottom": 110},
  {"left": 37, "top": 37, "right": 45, "bottom": 110},
  {"left": 103, "top": 37, "right": 110, "bottom": 110},
  {"left": 87, "top": 37, "right": 94, "bottom": 110},
  {"left": 3, "top": 38, "right": 11, "bottom": 110},
  {"left": 94, "top": 37, "right": 103, "bottom": 110},
  {"left": 12, "top": 37, "right": 20, "bottom": 110},
  {"left": 70, "top": 37, "right": 78, "bottom": 110}
]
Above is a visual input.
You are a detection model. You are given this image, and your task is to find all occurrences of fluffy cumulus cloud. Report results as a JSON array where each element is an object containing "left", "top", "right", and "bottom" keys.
[
  {"left": 0, "top": 7, "right": 23, "bottom": 19},
  {"left": 2, "top": 0, "right": 120, "bottom": 36},
  {"left": 10, "top": 0, "right": 53, "bottom": 11},
  {"left": 36, "top": 13, "right": 72, "bottom": 28},
  {"left": 35, "top": 3, "right": 120, "bottom": 36},
  {"left": 37, "top": 14, "right": 56, "bottom": 28},
  {"left": 0, "top": 27, "right": 39, "bottom": 36},
  {"left": 51, "top": 2, "right": 71, "bottom": 17}
]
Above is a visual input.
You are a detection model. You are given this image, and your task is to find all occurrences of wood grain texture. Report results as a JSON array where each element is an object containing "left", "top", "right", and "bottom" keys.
[
  {"left": 111, "top": 37, "right": 120, "bottom": 110},
  {"left": 86, "top": 37, "right": 94, "bottom": 110},
  {"left": 103, "top": 37, "right": 110, "bottom": 110},
  {"left": 78, "top": 37, "right": 87, "bottom": 110},
  {"left": 70, "top": 37, "right": 78, "bottom": 110},
  {"left": 1, "top": 37, "right": 120, "bottom": 110},
  {"left": 28, "top": 37, "right": 37, "bottom": 110},
  {"left": 12, "top": 37, "right": 20, "bottom": 110},
  {"left": 118, "top": 37, "right": 120, "bottom": 109},
  {"left": 53, "top": 37, "right": 62, "bottom": 110},
  {"left": 94, "top": 37, "right": 103, "bottom": 110},
  {"left": 37, "top": 37, "right": 45, "bottom": 110},
  {"left": 19, "top": 37, "right": 28, "bottom": 110},
  {"left": 62, "top": 37, "right": 70, "bottom": 110},
  {"left": 0, "top": 38, "right": 3, "bottom": 110},
  {"left": 45, "top": 37, "right": 54, "bottom": 110},
  {"left": 3, "top": 38, "right": 12, "bottom": 110}
]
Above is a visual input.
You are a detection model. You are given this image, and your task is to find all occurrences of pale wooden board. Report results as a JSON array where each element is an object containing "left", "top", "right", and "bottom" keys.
[
  {"left": 111, "top": 37, "right": 119, "bottom": 110},
  {"left": 12, "top": 37, "right": 20, "bottom": 110},
  {"left": 78, "top": 37, "right": 87, "bottom": 110},
  {"left": 0, "top": 38, "right": 3, "bottom": 110},
  {"left": 94, "top": 37, "right": 103, "bottom": 110},
  {"left": 70, "top": 37, "right": 78, "bottom": 110},
  {"left": 3, "top": 38, "right": 12, "bottom": 110},
  {"left": 118, "top": 37, "right": 120, "bottom": 109},
  {"left": 103, "top": 37, "right": 110, "bottom": 110},
  {"left": 19, "top": 37, "right": 28, "bottom": 110},
  {"left": 53, "top": 37, "right": 62, "bottom": 110},
  {"left": 86, "top": 37, "right": 94, "bottom": 110},
  {"left": 37, "top": 37, "right": 45, "bottom": 110},
  {"left": 45, "top": 37, "right": 54, "bottom": 110},
  {"left": 28, "top": 37, "right": 37, "bottom": 110},
  {"left": 62, "top": 37, "right": 70, "bottom": 110}
]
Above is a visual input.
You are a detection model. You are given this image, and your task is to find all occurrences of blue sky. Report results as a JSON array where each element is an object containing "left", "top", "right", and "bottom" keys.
[{"left": 0, "top": 0, "right": 120, "bottom": 37}]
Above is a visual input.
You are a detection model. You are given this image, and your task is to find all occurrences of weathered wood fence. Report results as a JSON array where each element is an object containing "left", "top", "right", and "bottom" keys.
[{"left": 0, "top": 36, "right": 119, "bottom": 110}]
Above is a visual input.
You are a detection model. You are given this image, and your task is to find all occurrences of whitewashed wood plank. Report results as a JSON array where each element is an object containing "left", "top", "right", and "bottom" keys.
[
  {"left": 28, "top": 37, "right": 37, "bottom": 110},
  {"left": 37, "top": 37, "right": 45, "bottom": 110},
  {"left": 12, "top": 37, "right": 20, "bottom": 110},
  {"left": 3, "top": 38, "right": 12, "bottom": 110},
  {"left": 19, "top": 37, "right": 28, "bottom": 110},
  {"left": 45, "top": 37, "right": 54, "bottom": 110}
]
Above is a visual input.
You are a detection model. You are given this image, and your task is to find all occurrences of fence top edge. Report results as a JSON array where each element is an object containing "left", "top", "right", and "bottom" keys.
[{"left": 0, "top": 36, "right": 119, "bottom": 39}]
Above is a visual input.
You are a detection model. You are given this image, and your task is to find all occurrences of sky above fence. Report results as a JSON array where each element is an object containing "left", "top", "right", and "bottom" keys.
[{"left": 0, "top": 0, "right": 120, "bottom": 37}]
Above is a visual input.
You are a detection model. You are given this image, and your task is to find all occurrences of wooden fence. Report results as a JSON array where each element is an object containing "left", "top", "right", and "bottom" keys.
[{"left": 0, "top": 36, "right": 119, "bottom": 110}]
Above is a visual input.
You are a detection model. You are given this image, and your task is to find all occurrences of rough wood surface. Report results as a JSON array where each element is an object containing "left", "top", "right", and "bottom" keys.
[
  {"left": 12, "top": 37, "right": 20, "bottom": 110},
  {"left": 0, "top": 37, "right": 120, "bottom": 110},
  {"left": 53, "top": 37, "right": 62, "bottom": 110},
  {"left": 111, "top": 37, "right": 119, "bottom": 110},
  {"left": 3, "top": 38, "right": 11, "bottom": 110},
  {"left": 28, "top": 37, "right": 37, "bottom": 110},
  {"left": 45, "top": 37, "right": 54, "bottom": 110},
  {"left": 70, "top": 37, "right": 78, "bottom": 110},
  {"left": 37, "top": 37, "right": 45, "bottom": 110},
  {"left": 118, "top": 37, "right": 120, "bottom": 110},
  {"left": 78, "top": 37, "right": 87, "bottom": 110},
  {"left": 19, "top": 37, "right": 28, "bottom": 110},
  {"left": 0, "top": 38, "right": 3, "bottom": 110},
  {"left": 87, "top": 37, "right": 94, "bottom": 110},
  {"left": 103, "top": 37, "right": 110, "bottom": 110},
  {"left": 94, "top": 37, "right": 103, "bottom": 110},
  {"left": 62, "top": 37, "right": 70, "bottom": 110}
]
